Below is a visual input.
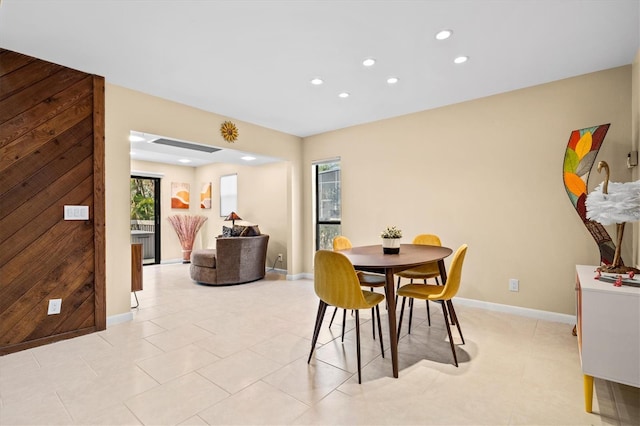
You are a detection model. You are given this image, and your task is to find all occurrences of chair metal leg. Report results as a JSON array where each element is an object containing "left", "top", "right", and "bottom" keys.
[
  {"left": 341, "top": 309, "right": 347, "bottom": 342},
  {"left": 308, "top": 301, "right": 328, "bottom": 363},
  {"left": 375, "top": 304, "right": 384, "bottom": 358},
  {"left": 355, "top": 310, "right": 362, "bottom": 384},
  {"left": 371, "top": 307, "right": 376, "bottom": 339},
  {"left": 370, "top": 287, "right": 376, "bottom": 340},
  {"left": 131, "top": 291, "right": 139, "bottom": 309},
  {"left": 395, "top": 276, "right": 401, "bottom": 305},
  {"left": 425, "top": 300, "right": 431, "bottom": 326},
  {"left": 446, "top": 299, "right": 464, "bottom": 344},
  {"left": 397, "top": 296, "right": 407, "bottom": 343},
  {"left": 423, "top": 279, "right": 431, "bottom": 327},
  {"left": 440, "top": 300, "right": 453, "bottom": 332},
  {"left": 441, "top": 301, "right": 458, "bottom": 367},
  {"left": 329, "top": 306, "right": 338, "bottom": 327},
  {"left": 407, "top": 279, "right": 415, "bottom": 334},
  {"left": 408, "top": 297, "right": 414, "bottom": 334}
]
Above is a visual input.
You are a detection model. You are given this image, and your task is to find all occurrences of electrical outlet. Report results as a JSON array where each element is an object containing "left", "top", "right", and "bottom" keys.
[
  {"left": 277, "top": 253, "right": 283, "bottom": 261},
  {"left": 509, "top": 279, "right": 519, "bottom": 292},
  {"left": 47, "top": 299, "right": 62, "bottom": 315}
]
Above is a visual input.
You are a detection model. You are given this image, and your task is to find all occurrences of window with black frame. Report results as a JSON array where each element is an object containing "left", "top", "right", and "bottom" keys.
[{"left": 315, "top": 161, "right": 341, "bottom": 250}]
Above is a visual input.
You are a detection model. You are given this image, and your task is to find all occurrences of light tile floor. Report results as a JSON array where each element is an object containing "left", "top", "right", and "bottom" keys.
[{"left": 1, "top": 263, "right": 638, "bottom": 425}]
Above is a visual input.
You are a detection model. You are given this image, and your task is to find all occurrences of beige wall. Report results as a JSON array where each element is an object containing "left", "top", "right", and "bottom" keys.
[
  {"left": 130, "top": 159, "right": 289, "bottom": 266},
  {"left": 303, "top": 66, "right": 633, "bottom": 315},
  {"left": 105, "top": 85, "right": 302, "bottom": 317},
  {"left": 106, "top": 64, "right": 635, "bottom": 320},
  {"left": 195, "top": 161, "right": 289, "bottom": 267}
]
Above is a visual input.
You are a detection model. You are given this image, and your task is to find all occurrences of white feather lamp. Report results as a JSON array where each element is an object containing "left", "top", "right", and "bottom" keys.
[{"left": 586, "top": 161, "right": 640, "bottom": 273}]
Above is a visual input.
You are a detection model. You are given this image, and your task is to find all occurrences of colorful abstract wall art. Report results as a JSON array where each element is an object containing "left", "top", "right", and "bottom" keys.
[
  {"left": 200, "top": 182, "right": 212, "bottom": 209},
  {"left": 171, "top": 182, "right": 190, "bottom": 209},
  {"left": 563, "top": 124, "right": 619, "bottom": 265}
]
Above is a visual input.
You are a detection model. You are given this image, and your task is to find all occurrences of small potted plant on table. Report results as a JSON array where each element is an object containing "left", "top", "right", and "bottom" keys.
[{"left": 380, "top": 225, "right": 402, "bottom": 254}]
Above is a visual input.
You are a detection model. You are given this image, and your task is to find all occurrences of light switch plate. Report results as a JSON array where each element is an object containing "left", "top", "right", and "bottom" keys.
[
  {"left": 509, "top": 278, "right": 519, "bottom": 292},
  {"left": 64, "top": 205, "right": 89, "bottom": 220},
  {"left": 47, "top": 299, "right": 62, "bottom": 315}
]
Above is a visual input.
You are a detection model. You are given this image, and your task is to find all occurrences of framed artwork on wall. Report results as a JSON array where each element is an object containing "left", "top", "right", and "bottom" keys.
[
  {"left": 200, "top": 182, "right": 212, "bottom": 209},
  {"left": 220, "top": 174, "right": 237, "bottom": 217},
  {"left": 171, "top": 182, "right": 190, "bottom": 209}
]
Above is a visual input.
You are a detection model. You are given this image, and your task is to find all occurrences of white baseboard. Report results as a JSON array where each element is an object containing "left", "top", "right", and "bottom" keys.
[
  {"left": 294, "top": 272, "right": 574, "bottom": 323},
  {"left": 287, "top": 272, "right": 313, "bottom": 281},
  {"left": 106, "top": 311, "right": 133, "bottom": 327},
  {"left": 110, "top": 266, "right": 574, "bottom": 325},
  {"left": 453, "top": 297, "right": 575, "bottom": 324},
  {"left": 161, "top": 258, "right": 183, "bottom": 264}
]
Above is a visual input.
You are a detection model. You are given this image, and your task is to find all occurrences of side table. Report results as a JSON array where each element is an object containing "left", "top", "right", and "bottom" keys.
[{"left": 575, "top": 265, "right": 640, "bottom": 412}]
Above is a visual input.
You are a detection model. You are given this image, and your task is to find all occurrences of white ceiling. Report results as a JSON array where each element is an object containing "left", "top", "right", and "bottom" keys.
[
  {"left": 1, "top": 1, "right": 639, "bottom": 161},
  {"left": 129, "top": 131, "right": 282, "bottom": 167}
]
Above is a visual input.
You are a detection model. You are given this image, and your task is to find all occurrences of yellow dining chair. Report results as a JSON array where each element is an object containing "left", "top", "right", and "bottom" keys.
[
  {"left": 330, "top": 236, "right": 386, "bottom": 341},
  {"left": 395, "top": 234, "right": 442, "bottom": 330},
  {"left": 308, "top": 250, "right": 386, "bottom": 383},
  {"left": 397, "top": 244, "right": 468, "bottom": 367}
]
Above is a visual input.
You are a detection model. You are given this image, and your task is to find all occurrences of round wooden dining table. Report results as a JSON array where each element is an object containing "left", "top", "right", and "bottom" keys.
[{"left": 337, "top": 244, "right": 453, "bottom": 378}]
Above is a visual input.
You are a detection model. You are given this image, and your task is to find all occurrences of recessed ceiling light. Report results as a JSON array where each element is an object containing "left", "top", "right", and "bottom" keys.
[
  {"left": 362, "top": 58, "right": 376, "bottom": 67},
  {"left": 454, "top": 56, "right": 469, "bottom": 64},
  {"left": 129, "top": 134, "right": 145, "bottom": 142},
  {"left": 338, "top": 92, "right": 350, "bottom": 98},
  {"left": 387, "top": 77, "right": 399, "bottom": 84},
  {"left": 178, "top": 159, "right": 191, "bottom": 163},
  {"left": 241, "top": 156, "right": 256, "bottom": 161},
  {"left": 310, "top": 78, "right": 323, "bottom": 85},
  {"left": 435, "top": 30, "right": 453, "bottom": 40}
]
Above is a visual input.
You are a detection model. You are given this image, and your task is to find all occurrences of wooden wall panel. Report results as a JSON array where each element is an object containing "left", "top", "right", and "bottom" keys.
[
  {"left": 0, "top": 50, "right": 36, "bottom": 81},
  {"left": 0, "top": 48, "right": 105, "bottom": 355},
  {"left": 0, "top": 69, "right": 87, "bottom": 123},
  {"left": 92, "top": 75, "right": 105, "bottom": 329},
  {"left": 0, "top": 177, "right": 93, "bottom": 267},
  {"left": 0, "top": 115, "right": 94, "bottom": 193}
]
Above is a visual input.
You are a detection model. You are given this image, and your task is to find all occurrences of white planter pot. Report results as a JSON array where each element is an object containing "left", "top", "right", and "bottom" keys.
[{"left": 381, "top": 238, "right": 401, "bottom": 254}]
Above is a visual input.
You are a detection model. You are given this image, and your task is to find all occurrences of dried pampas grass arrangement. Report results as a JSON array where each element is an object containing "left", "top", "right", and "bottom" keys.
[{"left": 167, "top": 214, "right": 208, "bottom": 263}]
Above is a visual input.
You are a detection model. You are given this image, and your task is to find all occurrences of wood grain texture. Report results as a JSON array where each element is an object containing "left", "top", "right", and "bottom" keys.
[
  {"left": 0, "top": 96, "right": 93, "bottom": 173},
  {"left": 92, "top": 75, "right": 106, "bottom": 330},
  {"left": 131, "top": 244, "right": 143, "bottom": 292},
  {"left": 0, "top": 67, "right": 87, "bottom": 123},
  {"left": 0, "top": 77, "right": 93, "bottom": 148},
  {"left": 0, "top": 50, "right": 35, "bottom": 78},
  {"left": 0, "top": 48, "right": 106, "bottom": 354}
]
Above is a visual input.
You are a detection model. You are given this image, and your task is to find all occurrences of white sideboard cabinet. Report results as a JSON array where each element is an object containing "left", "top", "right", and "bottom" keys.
[{"left": 575, "top": 265, "right": 640, "bottom": 412}]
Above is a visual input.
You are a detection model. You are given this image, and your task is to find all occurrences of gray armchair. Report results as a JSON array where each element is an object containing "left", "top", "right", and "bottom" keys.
[{"left": 189, "top": 234, "right": 269, "bottom": 285}]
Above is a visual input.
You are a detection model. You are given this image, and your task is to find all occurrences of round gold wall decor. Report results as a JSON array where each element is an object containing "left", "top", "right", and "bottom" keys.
[{"left": 220, "top": 121, "right": 238, "bottom": 143}]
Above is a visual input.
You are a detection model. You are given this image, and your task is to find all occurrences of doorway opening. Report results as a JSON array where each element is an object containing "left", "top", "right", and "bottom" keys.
[{"left": 130, "top": 176, "right": 161, "bottom": 264}]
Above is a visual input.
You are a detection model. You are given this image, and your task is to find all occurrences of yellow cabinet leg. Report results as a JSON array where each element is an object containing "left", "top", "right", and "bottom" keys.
[{"left": 583, "top": 374, "right": 594, "bottom": 413}]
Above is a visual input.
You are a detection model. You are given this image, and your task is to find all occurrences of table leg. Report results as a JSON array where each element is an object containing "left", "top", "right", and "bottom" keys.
[
  {"left": 384, "top": 269, "right": 399, "bottom": 378},
  {"left": 584, "top": 374, "right": 594, "bottom": 413},
  {"left": 437, "top": 259, "right": 448, "bottom": 284},
  {"left": 437, "top": 259, "right": 455, "bottom": 325}
]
